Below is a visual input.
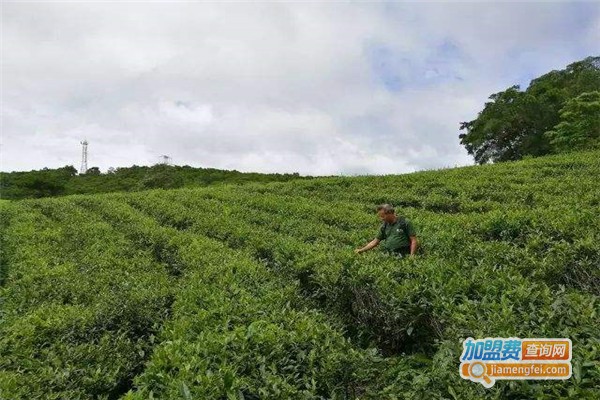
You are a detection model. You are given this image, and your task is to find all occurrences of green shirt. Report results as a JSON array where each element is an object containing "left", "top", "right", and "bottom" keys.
[{"left": 377, "top": 217, "right": 416, "bottom": 253}]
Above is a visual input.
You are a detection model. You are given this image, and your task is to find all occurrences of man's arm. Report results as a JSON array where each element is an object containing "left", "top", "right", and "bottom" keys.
[
  {"left": 409, "top": 235, "right": 418, "bottom": 256},
  {"left": 355, "top": 238, "right": 380, "bottom": 254},
  {"left": 405, "top": 219, "right": 418, "bottom": 257}
]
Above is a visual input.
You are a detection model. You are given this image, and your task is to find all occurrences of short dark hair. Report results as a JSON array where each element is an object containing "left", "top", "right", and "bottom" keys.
[{"left": 376, "top": 204, "right": 395, "bottom": 214}]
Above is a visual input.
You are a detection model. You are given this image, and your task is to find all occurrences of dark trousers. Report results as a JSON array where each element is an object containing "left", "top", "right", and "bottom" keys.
[{"left": 391, "top": 247, "right": 411, "bottom": 258}]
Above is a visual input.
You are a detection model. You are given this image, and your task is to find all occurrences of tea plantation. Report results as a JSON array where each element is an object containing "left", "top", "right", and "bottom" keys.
[{"left": 0, "top": 150, "right": 598, "bottom": 399}]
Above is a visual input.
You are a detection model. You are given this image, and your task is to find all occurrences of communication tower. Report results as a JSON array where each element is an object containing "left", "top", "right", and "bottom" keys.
[{"left": 80, "top": 140, "right": 88, "bottom": 174}]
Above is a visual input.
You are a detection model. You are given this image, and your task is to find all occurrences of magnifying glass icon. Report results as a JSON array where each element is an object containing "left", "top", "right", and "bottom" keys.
[{"left": 469, "top": 362, "right": 492, "bottom": 385}]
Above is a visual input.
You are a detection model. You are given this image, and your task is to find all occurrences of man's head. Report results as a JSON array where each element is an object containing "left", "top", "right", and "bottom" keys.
[{"left": 376, "top": 204, "right": 397, "bottom": 223}]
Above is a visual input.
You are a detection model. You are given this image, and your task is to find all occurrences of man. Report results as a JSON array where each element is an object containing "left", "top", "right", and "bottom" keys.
[{"left": 354, "top": 204, "right": 418, "bottom": 257}]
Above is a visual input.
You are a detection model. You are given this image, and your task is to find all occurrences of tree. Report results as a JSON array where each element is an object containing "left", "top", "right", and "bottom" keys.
[
  {"left": 138, "top": 166, "right": 184, "bottom": 190},
  {"left": 60, "top": 165, "right": 78, "bottom": 176},
  {"left": 459, "top": 86, "right": 543, "bottom": 163},
  {"left": 22, "top": 173, "right": 65, "bottom": 197},
  {"left": 545, "top": 91, "right": 600, "bottom": 153},
  {"left": 459, "top": 56, "right": 600, "bottom": 163},
  {"left": 85, "top": 167, "right": 101, "bottom": 175}
]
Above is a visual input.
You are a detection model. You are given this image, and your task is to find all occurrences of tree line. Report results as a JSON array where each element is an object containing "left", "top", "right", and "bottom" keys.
[
  {"left": 459, "top": 56, "right": 600, "bottom": 163},
  {"left": 0, "top": 164, "right": 306, "bottom": 200}
]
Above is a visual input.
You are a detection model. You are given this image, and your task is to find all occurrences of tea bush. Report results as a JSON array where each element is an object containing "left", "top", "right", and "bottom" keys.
[{"left": 0, "top": 150, "right": 598, "bottom": 399}]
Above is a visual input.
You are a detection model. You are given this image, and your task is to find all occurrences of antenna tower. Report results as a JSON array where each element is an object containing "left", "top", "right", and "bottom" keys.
[{"left": 80, "top": 140, "right": 88, "bottom": 174}]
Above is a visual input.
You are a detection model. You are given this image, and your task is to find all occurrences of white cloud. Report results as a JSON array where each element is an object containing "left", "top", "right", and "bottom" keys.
[{"left": 1, "top": 2, "right": 598, "bottom": 175}]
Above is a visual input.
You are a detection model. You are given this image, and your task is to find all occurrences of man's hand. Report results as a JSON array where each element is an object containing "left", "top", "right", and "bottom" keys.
[{"left": 355, "top": 238, "right": 379, "bottom": 254}]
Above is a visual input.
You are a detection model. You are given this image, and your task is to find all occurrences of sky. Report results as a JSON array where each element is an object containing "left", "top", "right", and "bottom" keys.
[{"left": 1, "top": 1, "right": 599, "bottom": 175}]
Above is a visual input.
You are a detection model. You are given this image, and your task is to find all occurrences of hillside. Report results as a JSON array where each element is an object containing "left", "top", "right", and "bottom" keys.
[
  {"left": 0, "top": 164, "right": 307, "bottom": 200},
  {"left": 0, "top": 150, "right": 598, "bottom": 399}
]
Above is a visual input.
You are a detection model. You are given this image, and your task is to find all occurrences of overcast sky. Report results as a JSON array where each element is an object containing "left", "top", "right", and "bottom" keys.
[{"left": 2, "top": 1, "right": 598, "bottom": 175}]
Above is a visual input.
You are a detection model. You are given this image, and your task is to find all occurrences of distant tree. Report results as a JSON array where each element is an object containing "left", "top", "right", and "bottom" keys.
[
  {"left": 459, "top": 56, "right": 600, "bottom": 163},
  {"left": 22, "top": 173, "right": 65, "bottom": 197},
  {"left": 62, "top": 165, "right": 78, "bottom": 176},
  {"left": 545, "top": 91, "right": 600, "bottom": 152},
  {"left": 85, "top": 167, "right": 101, "bottom": 175},
  {"left": 138, "top": 168, "right": 184, "bottom": 190},
  {"left": 0, "top": 162, "right": 307, "bottom": 199}
]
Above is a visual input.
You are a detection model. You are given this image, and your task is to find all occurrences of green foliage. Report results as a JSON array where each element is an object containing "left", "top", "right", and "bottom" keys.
[
  {"left": 460, "top": 56, "right": 600, "bottom": 163},
  {"left": 0, "top": 165, "right": 77, "bottom": 199},
  {"left": 0, "top": 164, "right": 308, "bottom": 200},
  {"left": 137, "top": 169, "right": 185, "bottom": 190},
  {"left": 0, "top": 201, "right": 173, "bottom": 399},
  {"left": 545, "top": 91, "right": 600, "bottom": 153},
  {"left": 85, "top": 166, "right": 102, "bottom": 175},
  {"left": 0, "top": 150, "right": 598, "bottom": 399}
]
